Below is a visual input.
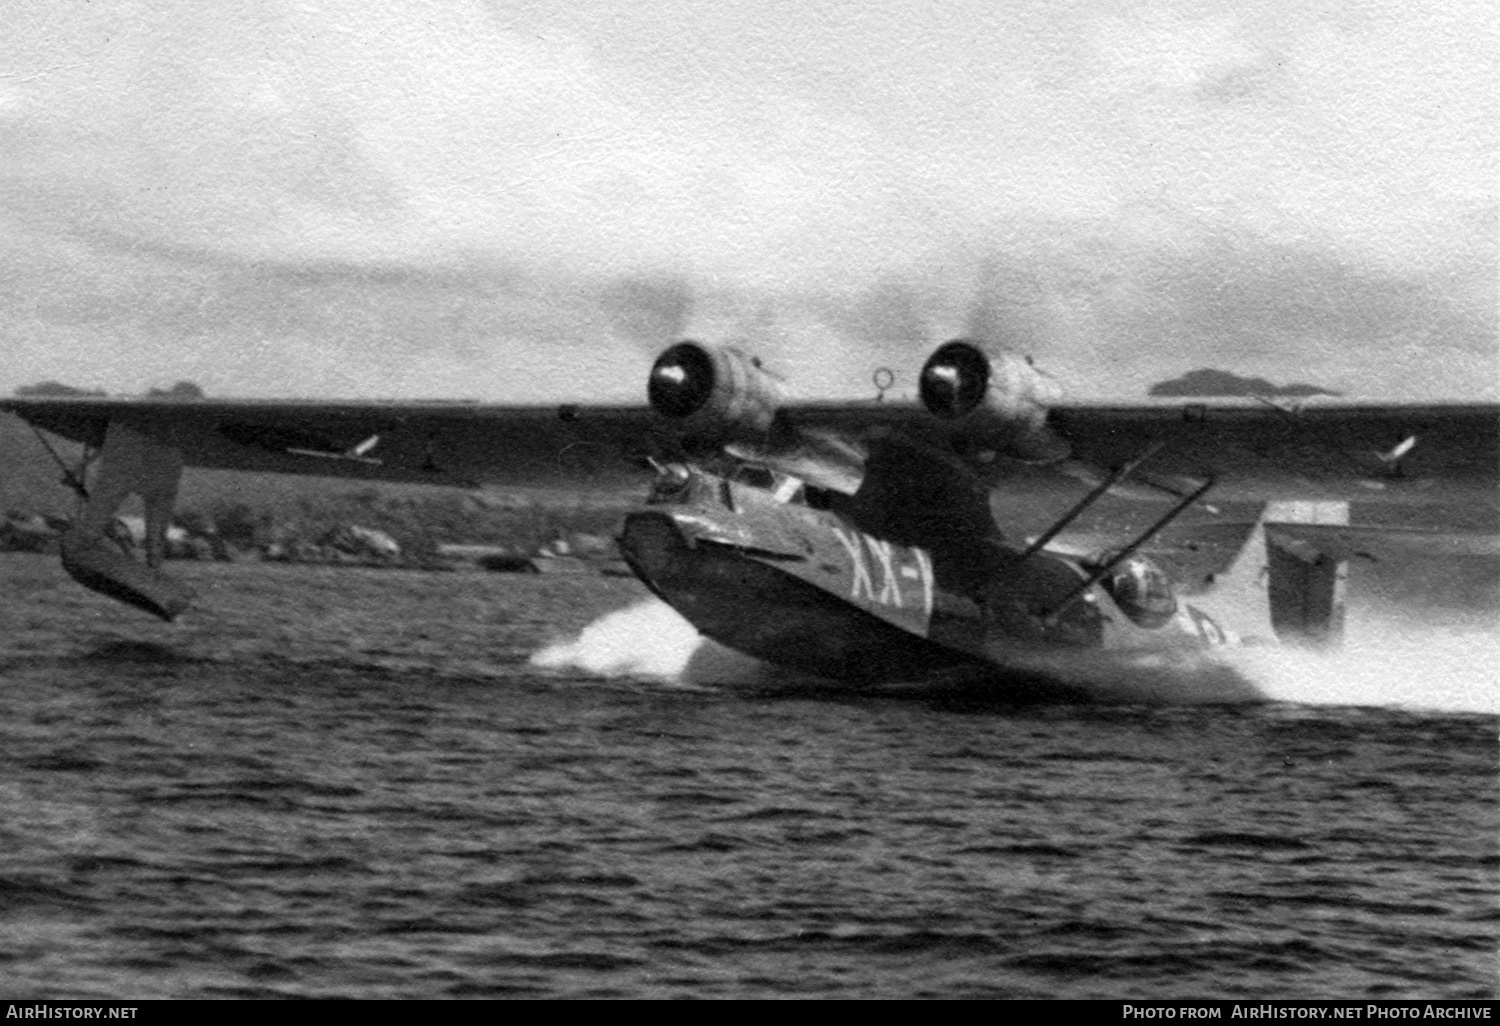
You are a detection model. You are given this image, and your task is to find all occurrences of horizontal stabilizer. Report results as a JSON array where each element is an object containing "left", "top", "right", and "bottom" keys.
[{"left": 1264, "top": 523, "right": 1500, "bottom": 563}]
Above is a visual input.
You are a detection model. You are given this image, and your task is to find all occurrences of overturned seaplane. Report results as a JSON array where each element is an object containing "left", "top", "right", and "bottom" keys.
[{"left": 3, "top": 339, "right": 1496, "bottom": 701}]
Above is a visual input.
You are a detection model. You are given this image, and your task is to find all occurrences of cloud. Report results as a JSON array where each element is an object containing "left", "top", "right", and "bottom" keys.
[
  {"left": 1085, "top": 9, "right": 1282, "bottom": 102},
  {"left": 0, "top": 0, "right": 1492, "bottom": 401}
]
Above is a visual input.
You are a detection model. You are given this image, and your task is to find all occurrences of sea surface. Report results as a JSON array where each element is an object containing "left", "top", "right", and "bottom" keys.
[{"left": 0, "top": 552, "right": 1494, "bottom": 999}]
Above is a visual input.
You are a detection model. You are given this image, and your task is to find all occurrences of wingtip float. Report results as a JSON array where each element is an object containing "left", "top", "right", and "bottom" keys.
[{"left": 56, "top": 419, "right": 196, "bottom": 621}]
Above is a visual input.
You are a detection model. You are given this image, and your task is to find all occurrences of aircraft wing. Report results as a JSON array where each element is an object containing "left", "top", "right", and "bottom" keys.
[
  {"left": 1033, "top": 400, "right": 1499, "bottom": 507},
  {"left": 3, "top": 395, "right": 1496, "bottom": 505},
  {"left": 0, "top": 396, "right": 665, "bottom": 489},
  {"left": 3, "top": 392, "right": 1493, "bottom": 624},
  {"left": 779, "top": 398, "right": 1498, "bottom": 507}
]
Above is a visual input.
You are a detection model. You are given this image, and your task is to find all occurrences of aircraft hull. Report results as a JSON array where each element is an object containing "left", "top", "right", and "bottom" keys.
[
  {"left": 619, "top": 510, "right": 1267, "bottom": 703},
  {"left": 619, "top": 511, "right": 978, "bottom": 683}
]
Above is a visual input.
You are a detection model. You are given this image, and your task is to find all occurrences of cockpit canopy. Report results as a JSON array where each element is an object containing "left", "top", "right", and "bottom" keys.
[{"left": 1101, "top": 554, "right": 1178, "bottom": 629}]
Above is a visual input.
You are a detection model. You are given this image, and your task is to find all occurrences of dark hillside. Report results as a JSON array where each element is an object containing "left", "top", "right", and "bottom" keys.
[{"left": 1149, "top": 368, "right": 1341, "bottom": 398}]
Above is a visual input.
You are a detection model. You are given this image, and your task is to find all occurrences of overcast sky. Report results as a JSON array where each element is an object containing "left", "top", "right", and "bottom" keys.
[{"left": 1, "top": 0, "right": 1493, "bottom": 400}]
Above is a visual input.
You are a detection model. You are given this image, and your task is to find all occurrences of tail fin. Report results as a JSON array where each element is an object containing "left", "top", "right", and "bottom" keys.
[
  {"left": 1203, "top": 500, "right": 1349, "bottom": 649},
  {"left": 1263, "top": 502, "right": 1349, "bottom": 649}
]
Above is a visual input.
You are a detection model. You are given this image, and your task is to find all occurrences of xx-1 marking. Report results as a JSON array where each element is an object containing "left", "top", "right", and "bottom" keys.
[{"left": 830, "top": 526, "right": 934, "bottom": 618}]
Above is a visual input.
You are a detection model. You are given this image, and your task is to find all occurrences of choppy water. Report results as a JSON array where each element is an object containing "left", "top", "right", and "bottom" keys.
[{"left": 0, "top": 553, "right": 1494, "bottom": 999}]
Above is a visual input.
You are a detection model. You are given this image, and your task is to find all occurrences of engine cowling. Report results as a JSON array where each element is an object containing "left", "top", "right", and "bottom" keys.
[
  {"left": 918, "top": 339, "right": 1068, "bottom": 463},
  {"left": 648, "top": 341, "right": 784, "bottom": 443}
]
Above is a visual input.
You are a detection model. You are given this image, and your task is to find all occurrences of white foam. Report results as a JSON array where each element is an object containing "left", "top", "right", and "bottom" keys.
[
  {"left": 1229, "top": 613, "right": 1500, "bottom": 714},
  {"left": 534, "top": 598, "right": 1498, "bottom": 712},
  {"left": 530, "top": 598, "right": 771, "bottom": 685}
]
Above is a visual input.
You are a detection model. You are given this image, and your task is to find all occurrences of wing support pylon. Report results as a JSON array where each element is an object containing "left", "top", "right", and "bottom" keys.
[
  {"left": 1018, "top": 442, "right": 1165, "bottom": 561},
  {"left": 25, "top": 421, "right": 93, "bottom": 501},
  {"left": 1042, "top": 474, "right": 1219, "bottom": 625}
]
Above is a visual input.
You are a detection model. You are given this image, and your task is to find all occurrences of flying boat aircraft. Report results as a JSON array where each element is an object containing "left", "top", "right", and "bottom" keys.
[{"left": 3, "top": 338, "right": 1496, "bottom": 702}]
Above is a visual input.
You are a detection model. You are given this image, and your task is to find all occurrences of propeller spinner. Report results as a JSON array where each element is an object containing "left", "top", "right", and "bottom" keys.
[
  {"left": 919, "top": 340, "right": 993, "bottom": 419},
  {"left": 649, "top": 341, "right": 718, "bottom": 419}
]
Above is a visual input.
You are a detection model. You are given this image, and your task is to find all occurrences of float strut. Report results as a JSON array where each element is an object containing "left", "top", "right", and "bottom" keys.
[{"left": 28, "top": 424, "right": 91, "bottom": 501}]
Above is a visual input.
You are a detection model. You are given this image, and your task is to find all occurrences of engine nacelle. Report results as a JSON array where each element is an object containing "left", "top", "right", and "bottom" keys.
[
  {"left": 648, "top": 341, "right": 784, "bottom": 443},
  {"left": 918, "top": 339, "right": 1068, "bottom": 463}
]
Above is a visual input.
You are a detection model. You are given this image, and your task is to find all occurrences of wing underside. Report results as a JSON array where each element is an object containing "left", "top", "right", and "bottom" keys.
[
  {"left": 2, "top": 394, "right": 1494, "bottom": 500},
  {"left": 1039, "top": 402, "right": 1498, "bottom": 507},
  {"left": 792, "top": 400, "right": 1498, "bottom": 505},
  {"left": 1, "top": 397, "right": 663, "bottom": 489}
]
